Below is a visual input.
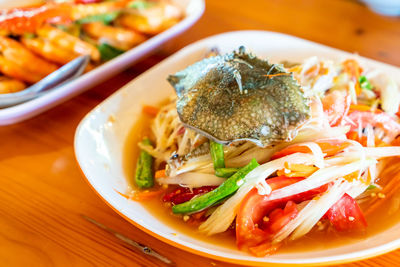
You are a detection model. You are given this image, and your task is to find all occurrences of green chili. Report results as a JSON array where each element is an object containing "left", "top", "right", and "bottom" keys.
[
  {"left": 172, "top": 159, "right": 259, "bottom": 214},
  {"left": 135, "top": 138, "right": 154, "bottom": 189}
]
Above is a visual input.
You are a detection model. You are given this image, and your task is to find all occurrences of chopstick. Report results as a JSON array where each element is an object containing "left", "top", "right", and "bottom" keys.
[{"left": 81, "top": 215, "right": 175, "bottom": 266}]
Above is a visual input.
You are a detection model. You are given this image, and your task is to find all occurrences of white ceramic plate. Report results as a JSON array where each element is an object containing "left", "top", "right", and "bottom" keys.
[
  {"left": 0, "top": 0, "right": 204, "bottom": 125},
  {"left": 75, "top": 31, "right": 400, "bottom": 266}
]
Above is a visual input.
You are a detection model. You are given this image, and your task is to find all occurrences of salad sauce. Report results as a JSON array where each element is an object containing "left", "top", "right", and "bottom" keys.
[{"left": 123, "top": 115, "right": 400, "bottom": 253}]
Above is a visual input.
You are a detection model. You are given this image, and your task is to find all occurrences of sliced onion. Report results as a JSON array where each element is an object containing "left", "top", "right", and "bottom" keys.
[
  {"left": 199, "top": 153, "right": 317, "bottom": 235},
  {"left": 158, "top": 172, "right": 225, "bottom": 187},
  {"left": 364, "top": 147, "right": 400, "bottom": 158},
  {"left": 297, "top": 142, "right": 325, "bottom": 168},
  {"left": 290, "top": 180, "right": 350, "bottom": 240},
  {"left": 256, "top": 179, "right": 272, "bottom": 195},
  {"left": 366, "top": 124, "right": 375, "bottom": 148},
  {"left": 381, "top": 78, "right": 400, "bottom": 115},
  {"left": 268, "top": 158, "right": 376, "bottom": 201}
]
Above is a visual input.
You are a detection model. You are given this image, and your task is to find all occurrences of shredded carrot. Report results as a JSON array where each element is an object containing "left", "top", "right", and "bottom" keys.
[
  {"left": 347, "top": 131, "right": 364, "bottom": 145},
  {"left": 142, "top": 105, "right": 159, "bottom": 117},
  {"left": 347, "top": 131, "right": 386, "bottom": 147},
  {"left": 319, "top": 66, "right": 329, "bottom": 75},
  {"left": 272, "top": 141, "right": 351, "bottom": 160},
  {"left": 377, "top": 141, "right": 389, "bottom": 147},
  {"left": 304, "top": 65, "right": 318, "bottom": 76},
  {"left": 115, "top": 190, "right": 130, "bottom": 199},
  {"left": 359, "top": 136, "right": 368, "bottom": 147},
  {"left": 342, "top": 59, "right": 363, "bottom": 95},
  {"left": 343, "top": 171, "right": 359, "bottom": 182},
  {"left": 191, "top": 210, "right": 207, "bottom": 220},
  {"left": 391, "top": 136, "right": 400, "bottom": 146},
  {"left": 277, "top": 163, "right": 318, "bottom": 177},
  {"left": 349, "top": 104, "right": 382, "bottom": 113},
  {"left": 263, "top": 73, "right": 290, "bottom": 78},
  {"left": 248, "top": 243, "right": 281, "bottom": 257},
  {"left": 288, "top": 65, "right": 301, "bottom": 73},
  {"left": 347, "top": 131, "right": 358, "bottom": 141},
  {"left": 155, "top": 169, "right": 166, "bottom": 179},
  {"left": 131, "top": 188, "right": 166, "bottom": 201},
  {"left": 115, "top": 188, "right": 165, "bottom": 201}
]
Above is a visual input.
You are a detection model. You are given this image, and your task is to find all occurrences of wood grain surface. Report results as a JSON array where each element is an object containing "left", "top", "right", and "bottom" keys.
[{"left": 1, "top": 0, "right": 400, "bottom": 266}]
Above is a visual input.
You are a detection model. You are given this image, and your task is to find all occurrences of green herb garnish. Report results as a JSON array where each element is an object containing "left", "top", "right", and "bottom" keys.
[
  {"left": 129, "top": 0, "right": 155, "bottom": 9},
  {"left": 135, "top": 138, "right": 154, "bottom": 189},
  {"left": 22, "top": 33, "right": 37, "bottom": 39},
  {"left": 97, "top": 43, "right": 125, "bottom": 61},
  {"left": 366, "top": 184, "right": 377, "bottom": 190},
  {"left": 76, "top": 12, "right": 120, "bottom": 25},
  {"left": 359, "top": 75, "right": 373, "bottom": 90}
]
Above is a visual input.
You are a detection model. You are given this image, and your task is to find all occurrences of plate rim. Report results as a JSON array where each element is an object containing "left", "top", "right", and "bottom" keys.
[{"left": 74, "top": 30, "right": 400, "bottom": 266}]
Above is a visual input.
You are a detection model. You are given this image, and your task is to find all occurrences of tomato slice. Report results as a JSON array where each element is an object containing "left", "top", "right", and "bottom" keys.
[
  {"left": 263, "top": 201, "right": 298, "bottom": 234},
  {"left": 236, "top": 176, "right": 328, "bottom": 250},
  {"left": 325, "top": 193, "right": 367, "bottom": 232},
  {"left": 322, "top": 90, "right": 351, "bottom": 126},
  {"left": 271, "top": 140, "right": 350, "bottom": 160}
]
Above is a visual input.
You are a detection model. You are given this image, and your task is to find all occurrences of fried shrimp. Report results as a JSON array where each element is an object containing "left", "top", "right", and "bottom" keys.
[
  {"left": 0, "top": 36, "right": 58, "bottom": 83},
  {"left": 81, "top": 22, "right": 146, "bottom": 50},
  {"left": 0, "top": 76, "right": 26, "bottom": 94},
  {"left": 21, "top": 25, "right": 100, "bottom": 64},
  {"left": 117, "top": 2, "right": 182, "bottom": 35}
]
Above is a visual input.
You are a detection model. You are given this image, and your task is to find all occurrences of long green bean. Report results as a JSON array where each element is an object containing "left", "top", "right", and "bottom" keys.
[
  {"left": 172, "top": 159, "right": 259, "bottom": 214},
  {"left": 135, "top": 138, "right": 154, "bottom": 188},
  {"left": 210, "top": 140, "right": 225, "bottom": 169},
  {"left": 215, "top": 167, "right": 239, "bottom": 178}
]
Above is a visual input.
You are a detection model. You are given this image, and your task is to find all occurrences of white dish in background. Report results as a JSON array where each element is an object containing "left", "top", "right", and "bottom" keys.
[
  {"left": 75, "top": 31, "right": 400, "bottom": 266},
  {"left": 361, "top": 0, "right": 400, "bottom": 16},
  {"left": 0, "top": 0, "right": 204, "bottom": 125}
]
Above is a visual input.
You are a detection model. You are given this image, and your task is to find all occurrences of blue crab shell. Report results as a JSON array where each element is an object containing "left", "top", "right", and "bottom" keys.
[{"left": 167, "top": 47, "right": 311, "bottom": 147}]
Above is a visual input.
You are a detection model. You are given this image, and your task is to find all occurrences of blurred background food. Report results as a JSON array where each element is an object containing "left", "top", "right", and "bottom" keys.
[{"left": 0, "top": 0, "right": 183, "bottom": 94}]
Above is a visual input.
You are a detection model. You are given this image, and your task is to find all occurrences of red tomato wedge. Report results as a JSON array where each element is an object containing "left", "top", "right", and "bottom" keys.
[
  {"left": 263, "top": 201, "right": 298, "bottom": 234},
  {"left": 322, "top": 90, "right": 351, "bottom": 126},
  {"left": 271, "top": 140, "right": 350, "bottom": 160},
  {"left": 325, "top": 193, "right": 367, "bottom": 232},
  {"left": 236, "top": 176, "right": 328, "bottom": 252}
]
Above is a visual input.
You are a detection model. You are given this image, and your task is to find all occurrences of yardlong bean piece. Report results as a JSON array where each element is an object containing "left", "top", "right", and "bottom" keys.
[
  {"left": 210, "top": 140, "right": 225, "bottom": 169},
  {"left": 135, "top": 138, "right": 154, "bottom": 188},
  {"left": 172, "top": 159, "right": 259, "bottom": 214},
  {"left": 215, "top": 167, "right": 239, "bottom": 178}
]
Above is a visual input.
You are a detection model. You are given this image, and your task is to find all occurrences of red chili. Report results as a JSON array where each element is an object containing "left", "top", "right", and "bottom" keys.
[{"left": 163, "top": 186, "right": 217, "bottom": 205}]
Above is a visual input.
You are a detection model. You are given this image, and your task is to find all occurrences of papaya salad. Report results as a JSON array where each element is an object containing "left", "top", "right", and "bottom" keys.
[
  {"left": 130, "top": 47, "right": 400, "bottom": 256},
  {"left": 0, "top": 0, "right": 182, "bottom": 94}
]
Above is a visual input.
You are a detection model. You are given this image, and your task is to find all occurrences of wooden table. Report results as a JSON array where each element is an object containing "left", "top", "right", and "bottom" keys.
[{"left": 1, "top": 0, "right": 400, "bottom": 266}]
